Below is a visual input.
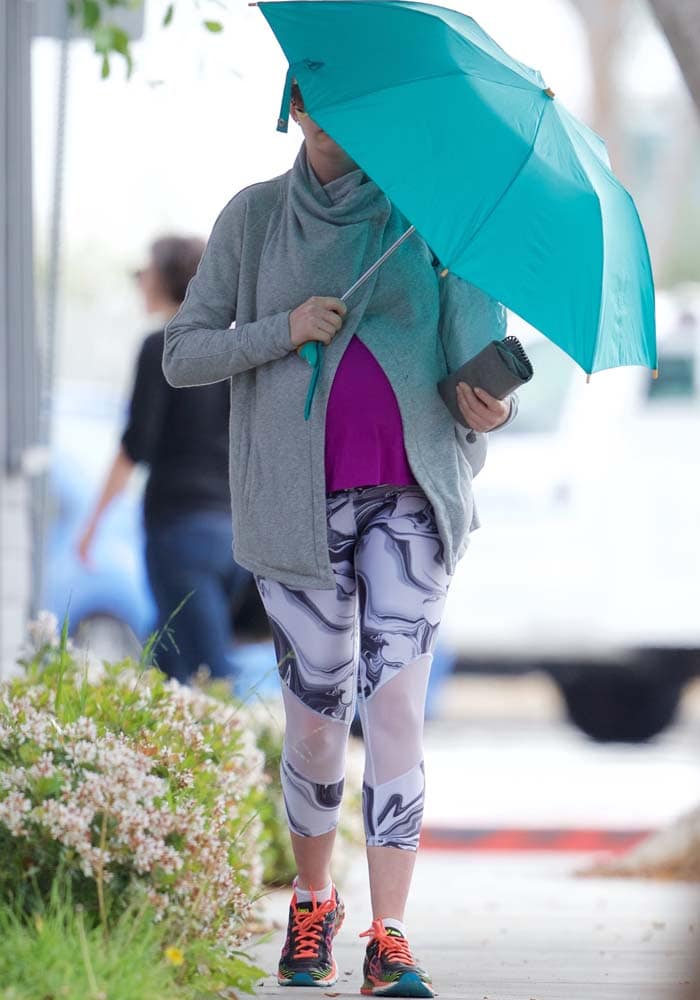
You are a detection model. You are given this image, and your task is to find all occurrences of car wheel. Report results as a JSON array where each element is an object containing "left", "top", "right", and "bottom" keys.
[
  {"left": 74, "top": 614, "right": 142, "bottom": 663},
  {"left": 559, "top": 667, "right": 683, "bottom": 742}
]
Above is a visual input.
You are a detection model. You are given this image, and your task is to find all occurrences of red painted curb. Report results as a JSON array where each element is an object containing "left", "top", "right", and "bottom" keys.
[{"left": 420, "top": 827, "right": 651, "bottom": 853}]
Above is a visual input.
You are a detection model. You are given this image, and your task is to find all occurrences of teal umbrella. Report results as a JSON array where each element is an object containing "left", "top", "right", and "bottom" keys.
[{"left": 256, "top": 0, "right": 657, "bottom": 405}]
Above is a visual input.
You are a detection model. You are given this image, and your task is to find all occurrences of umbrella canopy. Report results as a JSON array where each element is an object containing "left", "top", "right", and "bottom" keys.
[{"left": 258, "top": 0, "right": 657, "bottom": 375}]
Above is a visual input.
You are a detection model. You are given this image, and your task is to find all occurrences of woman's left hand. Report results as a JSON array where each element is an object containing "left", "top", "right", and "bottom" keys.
[{"left": 456, "top": 383, "right": 510, "bottom": 432}]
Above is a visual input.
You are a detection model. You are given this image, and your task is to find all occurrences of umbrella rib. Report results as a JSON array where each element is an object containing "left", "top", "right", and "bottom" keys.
[
  {"left": 453, "top": 101, "right": 548, "bottom": 262},
  {"left": 305, "top": 67, "right": 539, "bottom": 123},
  {"left": 459, "top": 104, "right": 605, "bottom": 375},
  {"left": 369, "top": 1, "right": 546, "bottom": 92}
]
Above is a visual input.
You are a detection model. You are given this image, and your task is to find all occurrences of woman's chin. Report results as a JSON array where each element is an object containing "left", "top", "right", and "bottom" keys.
[{"left": 314, "top": 131, "right": 347, "bottom": 155}]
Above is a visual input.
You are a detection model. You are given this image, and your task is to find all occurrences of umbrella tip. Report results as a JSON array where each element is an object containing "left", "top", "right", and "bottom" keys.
[
  {"left": 586, "top": 373, "right": 591, "bottom": 384},
  {"left": 652, "top": 368, "right": 659, "bottom": 380},
  {"left": 544, "top": 87, "right": 555, "bottom": 99},
  {"left": 440, "top": 268, "right": 449, "bottom": 278}
]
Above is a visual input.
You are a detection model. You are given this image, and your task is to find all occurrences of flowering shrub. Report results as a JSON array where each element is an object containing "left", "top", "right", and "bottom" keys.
[
  {"left": 0, "top": 613, "right": 266, "bottom": 959},
  {"left": 0, "top": 613, "right": 364, "bottom": 996}
]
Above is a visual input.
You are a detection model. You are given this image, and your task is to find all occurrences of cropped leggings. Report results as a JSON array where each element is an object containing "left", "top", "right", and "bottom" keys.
[{"left": 255, "top": 484, "right": 451, "bottom": 851}]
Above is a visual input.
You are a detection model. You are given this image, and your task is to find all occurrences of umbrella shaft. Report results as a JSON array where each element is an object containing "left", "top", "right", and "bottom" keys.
[{"left": 341, "top": 225, "right": 416, "bottom": 302}]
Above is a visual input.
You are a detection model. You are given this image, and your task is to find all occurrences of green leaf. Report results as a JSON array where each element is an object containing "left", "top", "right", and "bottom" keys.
[
  {"left": 163, "top": 3, "right": 174, "bottom": 27},
  {"left": 54, "top": 613, "right": 71, "bottom": 715},
  {"left": 203, "top": 20, "right": 224, "bottom": 33},
  {"left": 110, "top": 25, "right": 130, "bottom": 55},
  {"left": 82, "top": 0, "right": 102, "bottom": 30},
  {"left": 93, "top": 24, "right": 113, "bottom": 53},
  {"left": 101, "top": 54, "right": 111, "bottom": 78}
]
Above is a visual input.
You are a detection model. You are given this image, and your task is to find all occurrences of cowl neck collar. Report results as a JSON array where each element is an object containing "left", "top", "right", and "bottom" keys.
[
  {"left": 290, "top": 143, "right": 390, "bottom": 227},
  {"left": 256, "top": 139, "right": 410, "bottom": 338}
]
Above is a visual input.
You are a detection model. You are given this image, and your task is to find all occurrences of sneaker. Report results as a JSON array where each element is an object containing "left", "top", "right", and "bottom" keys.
[
  {"left": 359, "top": 919, "right": 435, "bottom": 997},
  {"left": 277, "top": 885, "right": 345, "bottom": 987}
]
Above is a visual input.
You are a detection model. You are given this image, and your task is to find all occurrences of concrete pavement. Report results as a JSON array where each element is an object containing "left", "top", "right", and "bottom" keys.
[
  {"left": 250, "top": 677, "right": 700, "bottom": 998},
  {"left": 251, "top": 852, "right": 699, "bottom": 1000}
]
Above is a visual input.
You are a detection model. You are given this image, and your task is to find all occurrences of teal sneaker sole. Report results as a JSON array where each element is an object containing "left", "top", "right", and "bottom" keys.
[
  {"left": 361, "top": 970, "right": 435, "bottom": 997},
  {"left": 278, "top": 969, "right": 338, "bottom": 987}
]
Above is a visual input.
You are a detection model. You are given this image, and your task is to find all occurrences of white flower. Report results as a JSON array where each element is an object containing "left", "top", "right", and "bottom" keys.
[
  {"left": 24, "top": 611, "right": 61, "bottom": 654},
  {"left": 0, "top": 790, "right": 32, "bottom": 836},
  {"left": 0, "top": 658, "right": 285, "bottom": 945}
]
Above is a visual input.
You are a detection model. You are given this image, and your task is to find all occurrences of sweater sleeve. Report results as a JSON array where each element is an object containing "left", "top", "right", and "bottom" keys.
[
  {"left": 437, "top": 270, "right": 518, "bottom": 431},
  {"left": 121, "top": 333, "right": 170, "bottom": 464},
  {"left": 162, "top": 193, "right": 293, "bottom": 388}
]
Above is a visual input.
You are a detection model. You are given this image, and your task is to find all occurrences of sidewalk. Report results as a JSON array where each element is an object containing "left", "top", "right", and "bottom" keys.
[{"left": 250, "top": 852, "right": 699, "bottom": 1000}]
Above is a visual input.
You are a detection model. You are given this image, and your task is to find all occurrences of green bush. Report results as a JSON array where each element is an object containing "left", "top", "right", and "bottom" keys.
[
  {"left": 247, "top": 707, "right": 297, "bottom": 887},
  {"left": 0, "top": 612, "right": 363, "bottom": 997},
  {"left": 0, "top": 613, "right": 266, "bottom": 994}
]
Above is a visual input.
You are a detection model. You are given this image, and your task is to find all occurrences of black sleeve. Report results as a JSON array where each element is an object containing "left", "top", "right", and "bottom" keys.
[{"left": 121, "top": 333, "right": 170, "bottom": 465}]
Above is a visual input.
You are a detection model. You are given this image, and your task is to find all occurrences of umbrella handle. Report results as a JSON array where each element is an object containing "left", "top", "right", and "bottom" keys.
[
  {"left": 298, "top": 342, "right": 321, "bottom": 421},
  {"left": 299, "top": 341, "right": 319, "bottom": 367}
]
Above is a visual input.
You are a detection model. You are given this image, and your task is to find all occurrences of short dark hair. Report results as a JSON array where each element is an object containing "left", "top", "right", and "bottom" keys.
[
  {"left": 291, "top": 80, "right": 304, "bottom": 110},
  {"left": 149, "top": 235, "right": 205, "bottom": 305}
]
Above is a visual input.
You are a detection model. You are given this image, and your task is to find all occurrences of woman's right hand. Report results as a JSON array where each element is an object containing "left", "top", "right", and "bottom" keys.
[{"left": 289, "top": 296, "right": 347, "bottom": 349}]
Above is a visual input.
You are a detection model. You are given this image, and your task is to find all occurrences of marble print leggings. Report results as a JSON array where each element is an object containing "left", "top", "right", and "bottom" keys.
[{"left": 255, "top": 484, "right": 451, "bottom": 851}]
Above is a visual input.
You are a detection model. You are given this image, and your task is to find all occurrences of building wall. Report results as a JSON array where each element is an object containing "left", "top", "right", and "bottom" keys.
[
  {"left": 0, "top": 476, "right": 31, "bottom": 676},
  {"left": 1, "top": 1, "right": 40, "bottom": 678}
]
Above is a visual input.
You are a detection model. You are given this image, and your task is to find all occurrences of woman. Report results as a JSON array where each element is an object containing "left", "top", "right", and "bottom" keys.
[
  {"left": 163, "top": 88, "right": 516, "bottom": 998},
  {"left": 78, "top": 235, "right": 250, "bottom": 684}
]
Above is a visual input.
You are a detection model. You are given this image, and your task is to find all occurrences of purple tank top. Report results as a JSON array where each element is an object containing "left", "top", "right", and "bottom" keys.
[{"left": 324, "top": 336, "right": 417, "bottom": 493}]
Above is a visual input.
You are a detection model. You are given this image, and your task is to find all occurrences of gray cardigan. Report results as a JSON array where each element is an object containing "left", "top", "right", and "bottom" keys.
[{"left": 163, "top": 161, "right": 515, "bottom": 590}]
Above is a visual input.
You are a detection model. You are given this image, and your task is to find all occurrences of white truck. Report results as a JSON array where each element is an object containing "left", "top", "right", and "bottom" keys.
[{"left": 441, "top": 284, "right": 700, "bottom": 741}]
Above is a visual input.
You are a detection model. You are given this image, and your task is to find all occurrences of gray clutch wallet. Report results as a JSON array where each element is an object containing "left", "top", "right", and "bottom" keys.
[{"left": 438, "top": 335, "right": 534, "bottom": 439}]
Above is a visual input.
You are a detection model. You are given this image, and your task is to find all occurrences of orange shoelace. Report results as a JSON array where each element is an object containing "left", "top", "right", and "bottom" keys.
[
  {"left": 359, "top": 919, "right": 415, "bottom": 965},
  {"left": 290, "top": 897, "right": 336, "bottom": 960}
]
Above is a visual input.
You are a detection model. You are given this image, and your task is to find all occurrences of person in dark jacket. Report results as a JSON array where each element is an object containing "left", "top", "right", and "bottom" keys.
[{"left": 78, "top": 234, "right": 250, "bottom": 683}]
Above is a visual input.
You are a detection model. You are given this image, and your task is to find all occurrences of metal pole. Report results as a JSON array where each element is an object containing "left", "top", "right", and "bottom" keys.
[
  {"left": 341, "top": 225, "right": 416, "bottom": 302},
  {"left": 32, "top": 23, "right": 71, "bottom": 616}
]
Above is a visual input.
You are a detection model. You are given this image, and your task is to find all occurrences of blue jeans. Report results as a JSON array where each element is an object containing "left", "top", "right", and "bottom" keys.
[{"left": 145, "top": 510, "right": 251, "bottom": 684}]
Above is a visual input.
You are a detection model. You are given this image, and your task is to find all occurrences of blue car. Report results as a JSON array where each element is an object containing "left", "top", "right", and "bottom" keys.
[{"left": 43, "top": 384, "right": 156, "bottom": 651}]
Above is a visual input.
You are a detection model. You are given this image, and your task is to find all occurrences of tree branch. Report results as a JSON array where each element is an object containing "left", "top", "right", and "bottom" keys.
[{"left": 647, "top": 0, "right": 700, "bottom": 114}]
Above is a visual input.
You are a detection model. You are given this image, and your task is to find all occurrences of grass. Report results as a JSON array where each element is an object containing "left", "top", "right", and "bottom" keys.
[{"left": 0, "top": 896, "right": 189, "bottom": 1000}]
